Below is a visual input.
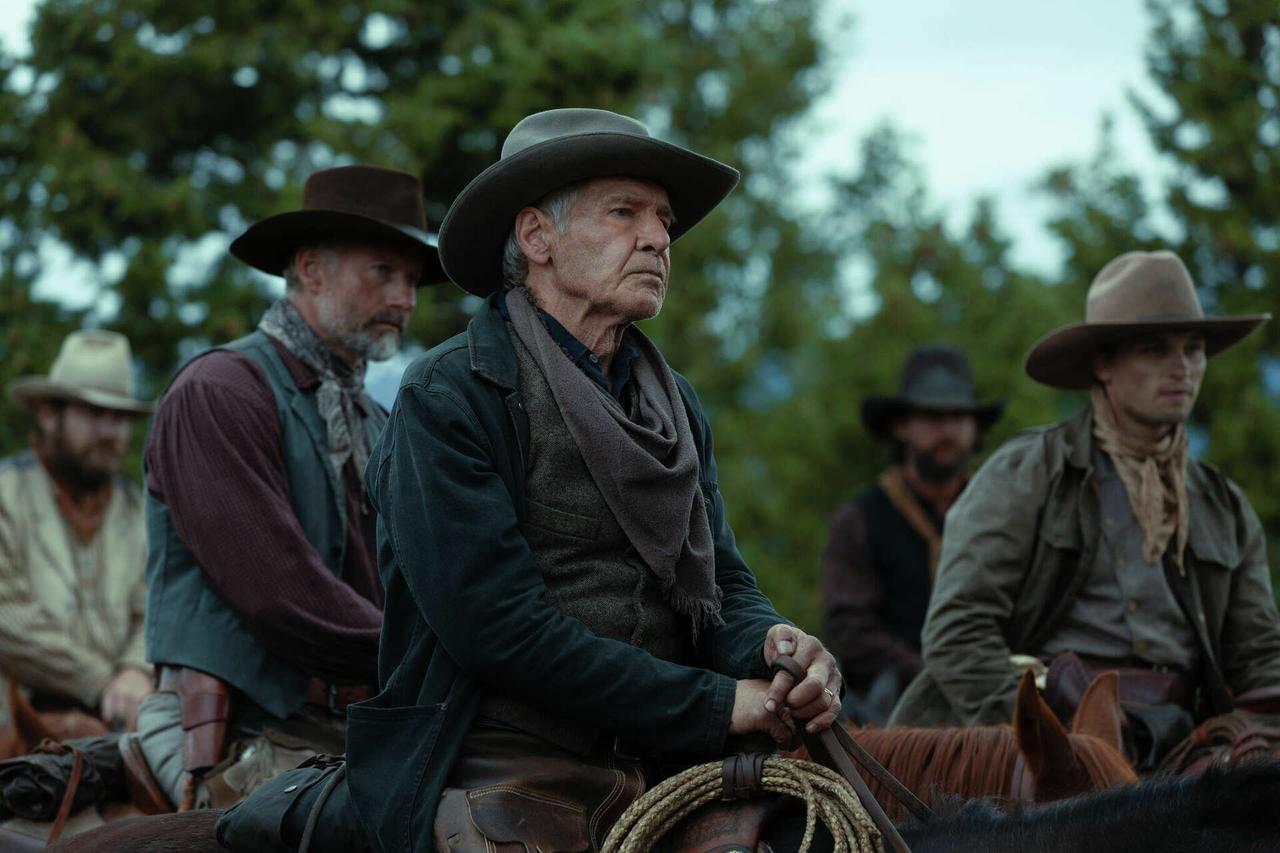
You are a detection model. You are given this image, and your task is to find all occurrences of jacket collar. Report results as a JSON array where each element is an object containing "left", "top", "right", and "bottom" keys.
[
  {"left": 467, "top": 292, "right": 520, "bottom": 392},
  {"left": 1062, "top": 406, "right": 1095, "bottom": 472}
]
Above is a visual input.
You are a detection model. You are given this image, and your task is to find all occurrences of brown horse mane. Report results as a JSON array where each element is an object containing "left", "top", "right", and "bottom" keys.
[{"left": 852, "top": 724, "right": 1135, "bottom": 820}]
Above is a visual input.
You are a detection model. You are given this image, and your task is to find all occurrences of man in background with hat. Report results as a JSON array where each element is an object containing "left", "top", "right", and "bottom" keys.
[
  {"left": 347, "top": 108, "right": 842, "bottom": 852},
  {"left": 0, "top": 330, "right": 153, "bottom": 733},
  {"left": 821, "top": 345, "right": 1002, "bottom": 725},
  {"left": 137, "top": 164, "right": 445, "bottom": 809},
  {"left": 891, "top": 250, "right": 1280, "bottom": 769}
]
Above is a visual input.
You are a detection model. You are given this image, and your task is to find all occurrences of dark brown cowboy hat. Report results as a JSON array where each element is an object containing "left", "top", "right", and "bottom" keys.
[
  {"left": 230, "top": 165, "right": 446, "bottom": 284},
  {"left": 862, "top": 345, "right": 1004, "bottom": 440},
  {"left": 437, "top": 107, "right": 741, "bottom": 296},
  {"left": 1025, "top": 250, "right": 1269, "bottom": 390}
]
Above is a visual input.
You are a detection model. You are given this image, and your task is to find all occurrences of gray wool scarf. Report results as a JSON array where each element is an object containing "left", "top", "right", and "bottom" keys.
[
  {"left": 504, "top": 288, "right": 723, "bottom": 635},
  {"left": 259, "top": 299, "right": 375, "bottom": 487}
]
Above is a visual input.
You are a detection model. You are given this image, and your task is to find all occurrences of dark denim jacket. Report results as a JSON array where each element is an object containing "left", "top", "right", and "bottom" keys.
[{"left": 346, "top": 294, "right": 785, "bottom": 853}]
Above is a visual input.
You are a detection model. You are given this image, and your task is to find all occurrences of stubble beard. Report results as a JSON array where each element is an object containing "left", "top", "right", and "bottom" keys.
[
  {"left": 910, "top": 445, "right": 970, "bottom": 485},
  {"left": 314, "top": 291, "right": 403, "bottom": 363},
  {"left": 40, "top": 430, "right": 120, "bottom": 493}
]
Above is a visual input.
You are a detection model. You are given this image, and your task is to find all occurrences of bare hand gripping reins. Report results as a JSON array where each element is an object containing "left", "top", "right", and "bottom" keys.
[{"left": 771, "top": 654, "right": 928, "bottom": 853}]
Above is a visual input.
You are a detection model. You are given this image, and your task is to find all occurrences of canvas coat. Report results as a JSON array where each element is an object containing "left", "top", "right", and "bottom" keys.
[
  {"left": 346, "top": 294, "right": 786, "bottom": 853},
  {"left": 891, "top": 408, "right": 1280, "bottom": 728},
  {"left": 0, "top": 451, "right": 148, "bottom": 712}
]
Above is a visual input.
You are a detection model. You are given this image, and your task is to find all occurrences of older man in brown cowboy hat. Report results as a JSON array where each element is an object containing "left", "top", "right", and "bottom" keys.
[
  {"left": 1, "top": 330, "right": 153, "bottom": 736},
  {"left": 136, "top": 165, "right": 445, "bottom": 810},
  {"left": 822, "top": 345, "right": 1003, "bottom": 725},
  {"left": 341, "top": 108, "right": 842, "bottom": 853},
  {"left": 890, "top": 250, "right": 1280, "bottom": 769}
]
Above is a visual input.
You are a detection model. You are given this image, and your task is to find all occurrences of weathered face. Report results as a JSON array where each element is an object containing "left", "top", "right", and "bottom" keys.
[
  {"left": 542, "top": 177, "right": 674, "bottom": 323},
  {"left": 34, "top": 400, "right": 133, "bottom": 489},
  {"left": 891, "top": 410, "right": 980, "bottom": 483},
  {"left": 1092, "top": 331, "right": 1206, "bottom": 430},
  {"left": 302, "top": 241, "right": 422, "bottom": 362}
]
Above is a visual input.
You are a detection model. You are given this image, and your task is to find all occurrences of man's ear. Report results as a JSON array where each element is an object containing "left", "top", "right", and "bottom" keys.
[
  {"left": 32, "top": 401, "right": 59, "bottom": 436},
  {"left": 1090, "top": 351, "right": 1111, "bottom": 387},
  {"left": 514, "top": 207, "right": 555, "bottom": 268},
  {"left": 890, "top": 415, "right": 910, "bottom": 443},
  {"left": 294, "top": 247, "right": 331, "bottom": 294}
]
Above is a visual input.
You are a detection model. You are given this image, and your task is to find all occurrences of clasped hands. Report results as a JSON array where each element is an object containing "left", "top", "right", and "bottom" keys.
[{"left": 729, "top": 624, "right": 842, "bottom": 746}]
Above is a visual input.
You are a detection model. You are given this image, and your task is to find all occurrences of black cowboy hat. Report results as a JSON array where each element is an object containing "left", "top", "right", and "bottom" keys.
[
  {"left": 862, "top": 345, "right": 1005, "bottom": 440},
  {"left": 437, "top": 107, "right": 741, "bottom": 296},
  {"left": 230, "top": 165, "right": 447, "bottom": 285}
]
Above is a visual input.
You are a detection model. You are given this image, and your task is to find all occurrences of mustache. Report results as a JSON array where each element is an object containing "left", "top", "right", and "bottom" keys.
[{"left": 366, "top": 311, "right": 409, "bottom": 331}]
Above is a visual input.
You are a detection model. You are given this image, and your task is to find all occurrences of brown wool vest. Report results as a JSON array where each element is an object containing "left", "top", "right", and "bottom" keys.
[{"left": 475, "top": 332, "right": 694, "bottom": 753}]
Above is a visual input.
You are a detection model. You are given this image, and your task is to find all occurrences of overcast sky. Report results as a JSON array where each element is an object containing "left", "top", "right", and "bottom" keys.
[{"left": 1, "top": 0, "right": 1160, "bottom": 291}]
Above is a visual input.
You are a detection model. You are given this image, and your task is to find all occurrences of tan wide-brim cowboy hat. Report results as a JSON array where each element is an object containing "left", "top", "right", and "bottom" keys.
[
  {"left": 862, "top": 345, "right": 1004, "bottom": 440},
  {"left": 230, "top": 165, "right": 447, "bottom": 285},
  {"left": 1025, "top": 250, "right": 1269, "bottom": 390},
  {"left": 7, "top": 330, "right": 153, "bottom": 415},
  {"left": 438, "top": 107, "right": 741, "bottom": 296}
]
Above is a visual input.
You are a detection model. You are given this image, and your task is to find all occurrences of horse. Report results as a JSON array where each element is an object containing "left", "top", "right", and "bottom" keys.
[
  {"left": 843, "top": 668, "right": 1135, "bottom": 820},
  {"left": 899, "top": 760, "right": 1280, "bottom": 853},
  {"left": 46, "top": 668, "right": 1134, "bottom": 852}
]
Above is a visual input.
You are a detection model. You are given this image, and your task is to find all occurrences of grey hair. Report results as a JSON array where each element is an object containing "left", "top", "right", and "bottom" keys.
[
  {"left": 282, "top": 244, "right": 339, "bottom": 291},
  {"left": 501, "top": 182, "right": 583, "bottom": 289}
]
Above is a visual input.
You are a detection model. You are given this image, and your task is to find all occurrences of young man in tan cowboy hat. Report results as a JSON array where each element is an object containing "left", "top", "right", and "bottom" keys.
[
  {"left": 345, "top": 108, "right": 843, "bottom": 852},
  {"left": 890, "top": 250, "right": 1280, "bottom": 769},
  {"left": 136, "top": 165, "right": 445, "bottom": 809},
  {"left": 1, "top": 330, "right": 153, "bottom": 734},
  {"left": 822, "top": 345, "right": 1003, "bottom": 725}
]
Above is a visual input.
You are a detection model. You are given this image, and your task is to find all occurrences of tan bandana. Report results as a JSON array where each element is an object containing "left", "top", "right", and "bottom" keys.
[{"left": 1090, "top": 387, "right": 1189, "bottom": 571}]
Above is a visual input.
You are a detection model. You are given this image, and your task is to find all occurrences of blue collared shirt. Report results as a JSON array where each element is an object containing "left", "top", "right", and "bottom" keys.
[{"left": 498, "top": 297, "right": 639, "bottom": 402}]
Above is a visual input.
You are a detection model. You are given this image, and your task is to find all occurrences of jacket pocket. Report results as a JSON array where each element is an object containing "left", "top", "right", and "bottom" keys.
[
  {"left": 345, "top": 702, "right": 446, "bottom": 853},
  {"left": 525, "top": 498, "right": 600, "bottom": 541}
]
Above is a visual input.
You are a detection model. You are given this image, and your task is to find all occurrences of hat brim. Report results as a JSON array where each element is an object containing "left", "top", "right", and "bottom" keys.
[
  {"left": 229, "top": 210, "right": 447, "bottom": 285},
  {"left": 861, "top": 395, "right": 1006, "bottom": 440},
  {"left": 1024, "top": 315, "right": 1270, "bottom": 390},
  {"left": 7, "top": 377, "right": 153, "bottom": 415},
  {"left": 438, "top": 132, "right": 741, "bottom": 296}
]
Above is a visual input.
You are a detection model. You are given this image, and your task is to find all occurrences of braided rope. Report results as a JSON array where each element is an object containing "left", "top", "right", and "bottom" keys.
[{"left": 601, "top": 756, "right": 884, "bottom": 853}]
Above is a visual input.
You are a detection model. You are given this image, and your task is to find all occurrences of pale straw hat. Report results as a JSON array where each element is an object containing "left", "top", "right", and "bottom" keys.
[{"left": 7, "top": 330, "right": 153, "bottom": 415}]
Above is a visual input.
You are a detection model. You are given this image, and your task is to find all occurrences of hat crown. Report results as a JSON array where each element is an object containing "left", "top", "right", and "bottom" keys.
[
  {"left": 301, "top": 165, "right": 426, "bottom": 232},
  {"left": 48, "top": 330, "right": 138, "bottom": 398},
  {"left": 1085, "top": 250, "right": 1204, "bottom": 324},
  {"left": 900, "top": 345, "right": 978, "bottom": 405},
  {"left": 501, "top": 108, "right": 652, "bottom": 159}
]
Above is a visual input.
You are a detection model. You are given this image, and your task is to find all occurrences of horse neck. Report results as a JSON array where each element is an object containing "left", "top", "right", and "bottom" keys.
[{"left": 854, "top": 726, "right": 1017, "bottom": 819}]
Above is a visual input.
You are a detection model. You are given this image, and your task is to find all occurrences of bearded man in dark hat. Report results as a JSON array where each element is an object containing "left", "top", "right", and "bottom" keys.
[
  {"left": 821, "top": 345, "right": 1002, "bottom": 725},
  {"left": 345, "top": 108, "right": 842, "bottom": 853},
  {"left": 890, "top": 250, "right": 1280, "bottom": 770},
  {"left": 136, "top": 165, "right": 445, "bottom": 809}
]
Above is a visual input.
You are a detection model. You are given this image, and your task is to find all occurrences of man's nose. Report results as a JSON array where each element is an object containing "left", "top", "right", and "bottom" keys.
[
  {"left": 639, "top": 213, "right": 672, "bottom": 254},
  {"left": 388, "top": 277, "right": 417, "bottom": 311}
]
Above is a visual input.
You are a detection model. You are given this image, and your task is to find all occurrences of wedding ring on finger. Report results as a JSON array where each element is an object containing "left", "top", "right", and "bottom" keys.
[{"left": 823, "top": 686, "right": 836, "bottom": 704}]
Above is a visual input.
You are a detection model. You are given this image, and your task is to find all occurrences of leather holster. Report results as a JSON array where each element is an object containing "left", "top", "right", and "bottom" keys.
[{"left": 158, "top": 666, "right": 232, "bottom": 775}]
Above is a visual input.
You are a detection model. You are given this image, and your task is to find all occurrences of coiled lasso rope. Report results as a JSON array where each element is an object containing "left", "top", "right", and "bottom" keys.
[{"left": 601, "top": 755, "right": 884, "bottom": 853}]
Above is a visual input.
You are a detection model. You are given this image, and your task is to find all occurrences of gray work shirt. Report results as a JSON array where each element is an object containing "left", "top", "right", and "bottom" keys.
[{"left": 1039, "top": 449, "right": 1198, "bottom": 670}]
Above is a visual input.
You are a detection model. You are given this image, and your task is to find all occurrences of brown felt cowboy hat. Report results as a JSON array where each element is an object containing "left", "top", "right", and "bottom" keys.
[
  {"left": 8, "top": 330, "right": 153, "bottom": 415},
  {"left": 437, "top": 107, "right": 741, "bottom": 296},
  {"left": 862, "top": 345, "right": 1005, "bottom": 440},
  {"left": 1025, "top": 250, "right": 1269, "bottom": 390},
  {"left": 230, "top": 165, "right": 446, "bottom": 284}
]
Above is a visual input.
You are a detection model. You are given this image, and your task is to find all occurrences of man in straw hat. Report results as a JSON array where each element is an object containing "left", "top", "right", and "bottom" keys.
[
  {"left": 136, "top": 165, "right": 445, "bottom": 809},
  {"left": 890, "top": 250, "right": 1280, "bottom": 769},
  {"left": 822, "top": 345, "right": 1003, "bottom": 725},
  {"left": 345, "top": 108, "right": 842, "bottom": 852},
  {"left": 0, "top": 330, "right": 152, "bottom": 734}
]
